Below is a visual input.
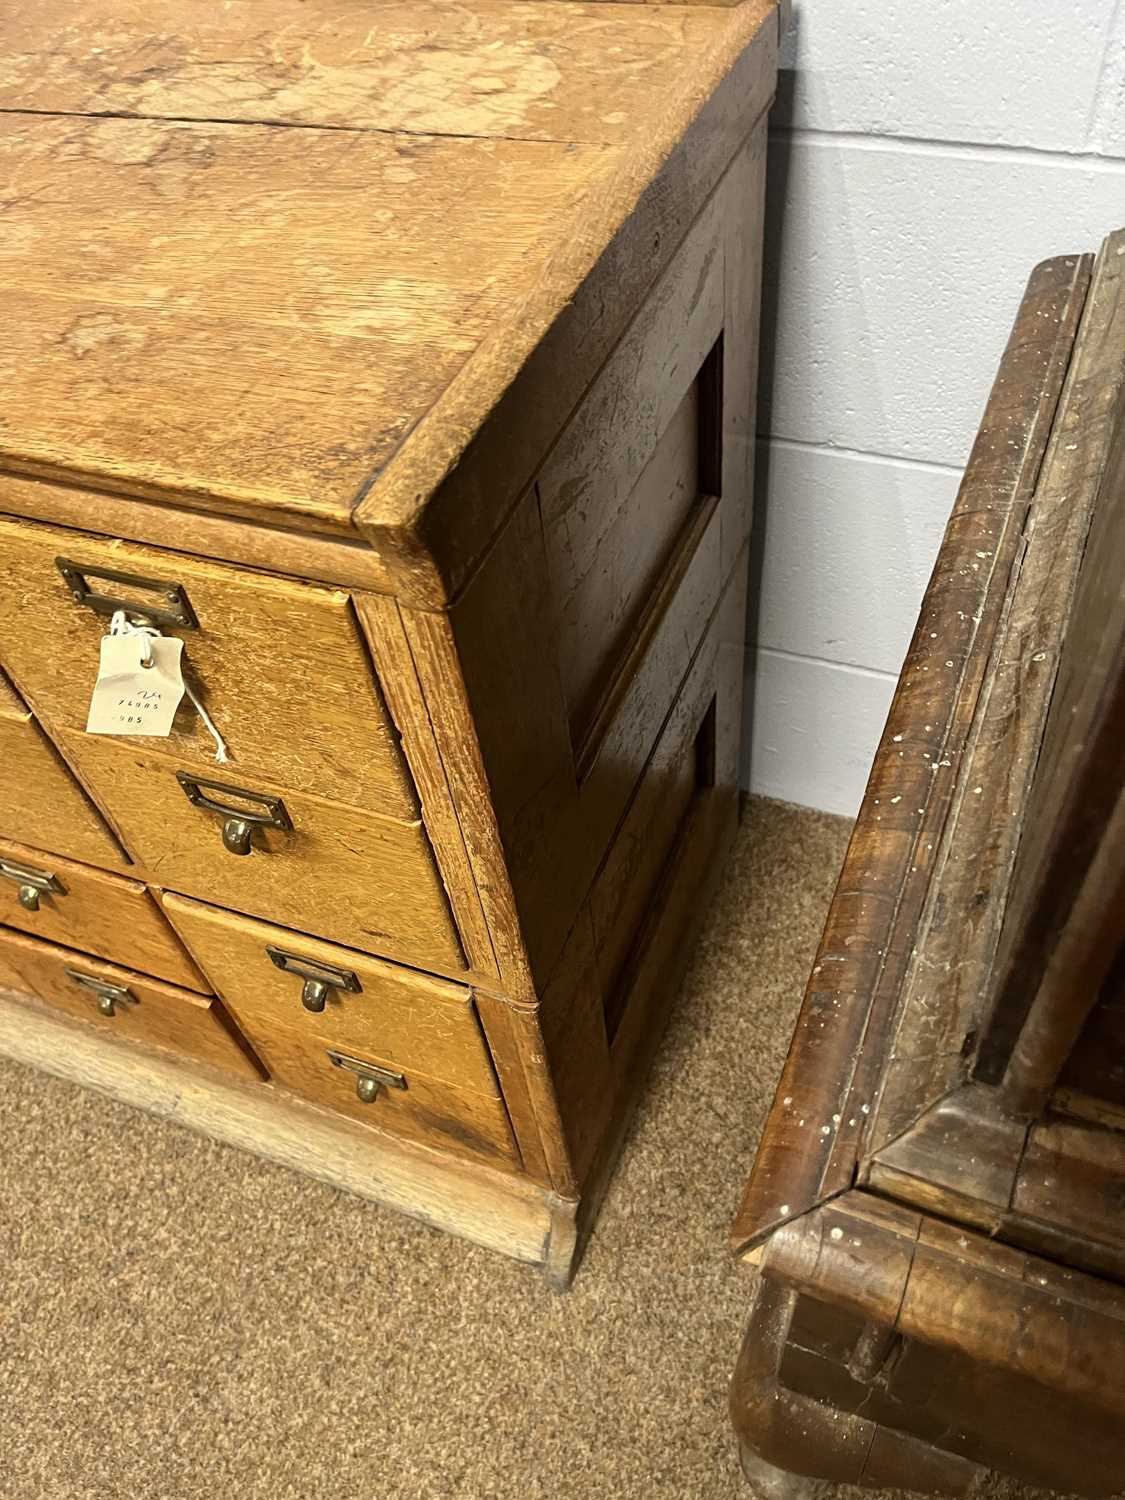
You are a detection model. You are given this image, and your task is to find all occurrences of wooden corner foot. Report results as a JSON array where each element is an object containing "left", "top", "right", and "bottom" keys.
[{"left": 738, "top": 1441, "right": 824, "bottom": 1500}]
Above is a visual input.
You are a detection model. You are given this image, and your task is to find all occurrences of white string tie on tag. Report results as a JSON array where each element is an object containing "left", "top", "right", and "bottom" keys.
[{"left": 108, "top": 610, "right": 230, "bottom": 763}]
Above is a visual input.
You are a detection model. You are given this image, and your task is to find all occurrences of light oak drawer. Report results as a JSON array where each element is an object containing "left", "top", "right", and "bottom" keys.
[
  {"left": 60, "top": 734, "right": 465, "bottom": 972},
  {"left": 0, "top": 517, "right": 419, "bottom": 820},
  {"left": 0, "top": 926, "right": 261, "bottom": 1081},
  {"left": 0, "top": 836, "right": 205, "bottom": 991},
  {"left": 0, "top": 668, "right": 127, "bottom": 869},
  {"left": 162, "top": 894, "right": 517, "bottom": 1167}
]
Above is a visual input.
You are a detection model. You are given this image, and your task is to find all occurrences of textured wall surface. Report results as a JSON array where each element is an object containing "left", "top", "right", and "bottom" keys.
[{"left": 745, "top": 0, "right": 1125, "bottom": 814}]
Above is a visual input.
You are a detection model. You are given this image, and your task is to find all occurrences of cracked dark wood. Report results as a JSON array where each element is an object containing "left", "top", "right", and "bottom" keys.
[
  {"left": 731, "top": 249, "right": 1092, "bottom": 1257},
  {"left": 732, "top": 230, "right": 1125, "bottom": 1497}
]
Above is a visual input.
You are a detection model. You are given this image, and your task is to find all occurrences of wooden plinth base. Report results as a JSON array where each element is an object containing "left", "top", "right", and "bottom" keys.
[{"left": 0, "top": 987, "right": 580, "bottom": 1288}]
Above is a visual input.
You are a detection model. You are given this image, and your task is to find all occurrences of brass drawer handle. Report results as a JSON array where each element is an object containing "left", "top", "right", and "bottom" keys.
[
  {"left": 56, "top": 556, "right": 198, "bottom": 630},
  {"left": 64, "top": 967, "right": 136, "bottom": 1018},
  {"left": 176, "top": 772, "right": 292, "bottom": 856},
  {"left": 0, "top": 856, "right": 64, "bottom": 912},
  {"left": 327, "top": 1049, "right": 406, "bottom": 1104},
  {"left": 265, "top": 945, "right": 360, "bottom": 1014}
]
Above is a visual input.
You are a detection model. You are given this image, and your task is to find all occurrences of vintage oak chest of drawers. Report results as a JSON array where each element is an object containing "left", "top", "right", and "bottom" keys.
[
  {"left": 0, "top": 0, "right": 781, "bottom": 1284},
  {"left": 731, "top": 234, "right": 1125, "bottom": 1492}
]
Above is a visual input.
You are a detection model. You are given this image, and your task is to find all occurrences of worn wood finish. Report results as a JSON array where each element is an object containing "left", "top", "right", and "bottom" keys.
[
  {"left": 0, "top": 668, "right": 128, "bottom": 869},
  {"left": 0, "top": 0, "right": 778, "bottom": 1279},
  {"left": 0, "top": 113, "right": 611, "bottom": 537},
  {"left": 0, "top": 472, "right": 400, "bottom": 595},
  {"left": 0, "top": 0, "right": 776, "bottom": 592},
  {"left": 0, "top": 0, "right": 759, "bottom": 145},
  {"left": 0, "top": 835, "right": 205, "bottom": 991},
  {"left": 866, "top": 236, "right": 1123, "bottom": 1153},
  {"left": 442, "top": 133, "right": 764, "bottom": 994},
  {"left": 0, "top": 517, "right": 417, "bottom": 817},
  {"left": 352, "top": 593, "right": 498, "bottom": 981},
  {"left": 0, "top": 928, "right": 260, "bottom": 1080},
  {"left": 162, "top": 896, "right": 500, "bottom": 1099},
  {"left": 163, "top": 898, "right": 518, "bottom": 1170},
  {"left": 731, "top": 251, "right": 1091, "bottom": 1255},
  {"left": 982, "top": 274, "right": 1125, "bottom": 1089},
  {"left": 0, "top": 986, "right": 571, "bottom": 1274},
  {"left": 731, "top": 230, "right": 1125, "bottom": 1494},
  {"left": 734, "top": 1195, "right": 1125, "bottom": 1497},
  {"left": 1058, "top": 942, "right": 1125, "bottom": 1122},
  {"left": 371, "top": 41, "right": 774, "bottom": 604},
  {"left": 52, "top": 732, "right": 466, "bottom": 976}
]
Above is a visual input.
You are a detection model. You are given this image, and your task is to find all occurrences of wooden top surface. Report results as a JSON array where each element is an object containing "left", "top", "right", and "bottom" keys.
[{"left": 0, "top": 0, "right": 777, "bottom": 547}]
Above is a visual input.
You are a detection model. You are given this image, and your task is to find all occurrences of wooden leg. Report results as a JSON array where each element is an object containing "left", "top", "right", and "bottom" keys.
[{"left": 738, "top": 1442, "right": 823, "bottom": 1500}]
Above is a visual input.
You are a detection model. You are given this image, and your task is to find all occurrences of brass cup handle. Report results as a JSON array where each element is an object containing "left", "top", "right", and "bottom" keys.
[
  {"left": 64, "top": 967, "right": 136, "bottom": 1019},
  {"left": 326, "top": 1049, "right": 406, "bottom": 1105},
  {"left": 221, "top": 817, "right": 255, "bottom": 857},
  {"left": 301, "top": 978, "right": 330, "bottom": 1013},
  {"left": 176, "top": 773, "right": 292, "bottom": 857},
  {"left": 265, "top": 945, "right": 360, "bottom": 1014},
  {"left": 0, "top": 858, "right": 64, "bottom": 913}
]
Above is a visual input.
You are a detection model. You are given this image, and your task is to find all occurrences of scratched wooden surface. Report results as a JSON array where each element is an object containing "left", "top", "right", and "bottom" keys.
[{"left": 0, "top": 0, "right": 774, "bottom": 548}]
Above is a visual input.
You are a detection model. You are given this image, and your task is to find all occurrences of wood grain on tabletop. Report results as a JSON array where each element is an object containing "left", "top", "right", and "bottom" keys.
[
  {"left": 730, "top": 251, "right": 1092, "bottom": 1254},
  {"left": 0, "top": 669, "right": 129, "bottom": 870},
  {"left": 0, "top": 0, "right": 776, "bottom": 554},
  {"left": 0, "top": 927, "right": 261, "bottom": 1081},
  {"left": 52, "top": 731, "right": 468, "bottom": 978},
  {"left": 0, "top": 835, "right": 206, "bottom": 992},
  {"left": 0, "top": 518, "right": 417, "bottom": 819}
]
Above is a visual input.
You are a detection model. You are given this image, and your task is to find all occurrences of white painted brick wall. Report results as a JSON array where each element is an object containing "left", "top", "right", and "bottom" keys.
[{"left": 745, "top": 0, "right": 1125, "bottom": 815}]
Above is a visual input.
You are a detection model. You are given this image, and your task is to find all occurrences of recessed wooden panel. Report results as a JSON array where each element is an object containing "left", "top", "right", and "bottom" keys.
[
  {"left": 537, "top": 178, "right": 726, "bottom": 754},
  {"left": 0, "top": 925, "right": 260, "bottom": 1080},
  {"left": 0, "top": 835, "right": 205, "bottom": 991}
]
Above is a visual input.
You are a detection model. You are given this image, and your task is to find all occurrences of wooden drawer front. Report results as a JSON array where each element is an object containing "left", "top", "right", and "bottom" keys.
[
  {"left": 0, "top": 836, "right": 205, "bottom": 991},
  {"left": 161, "top": 894, "right": 516, "bottom": 1165},
  {"left": 0, "top": 517, "right": 418, "bottom": 820},
  {"left": 0, "top": 926, "right": 261, "bottom": 1080},
  {"left": 0, "top": 669, "right": 126, "bottom": 869},
  {"left": 52, "top": 733, "right": 466, "bottom": 973}
]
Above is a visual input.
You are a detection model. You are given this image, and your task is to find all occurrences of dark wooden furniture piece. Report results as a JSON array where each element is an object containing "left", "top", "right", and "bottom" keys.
[
  {"left": 0, "top": 0, "right": 782, "bottom": 1286},
  {"left": 730, "top": 230, "right": 1125, "bottom": 1495}
]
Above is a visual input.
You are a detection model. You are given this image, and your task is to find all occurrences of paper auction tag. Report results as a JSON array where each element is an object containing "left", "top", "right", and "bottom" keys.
[{"left": 86, "top": 632, "right": 186, "bottom": 737}]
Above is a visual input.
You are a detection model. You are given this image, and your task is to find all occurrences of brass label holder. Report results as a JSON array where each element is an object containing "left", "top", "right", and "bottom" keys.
[
  {"left": 0, "top": 856, "right": 64, "bottom": 912},
  {"left": 266, "top": 945, "right": 361, "bottom": 1014},
  {"left": 176, "top": 772, "right": 292, "bottom": 856},
  {"left": 64, "top": 967, "right": 137, "bottom": 1018},
  {"left": 327, "top": 1049, "right": 406, "bottom": 1104},
  {"left": 56, "top": 557, "right": 198, "bottom": 631}
]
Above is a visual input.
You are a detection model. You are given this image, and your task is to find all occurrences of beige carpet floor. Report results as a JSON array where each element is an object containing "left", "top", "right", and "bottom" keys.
[{"left": 0, "top": 799, "right": 1068, "bottom": 1500}]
